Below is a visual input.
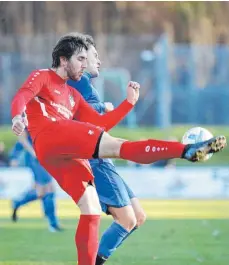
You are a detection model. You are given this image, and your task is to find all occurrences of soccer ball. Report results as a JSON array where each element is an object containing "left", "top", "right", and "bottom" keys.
[{"left": 182, "top": 127, "right": 213, "bottom": 161}]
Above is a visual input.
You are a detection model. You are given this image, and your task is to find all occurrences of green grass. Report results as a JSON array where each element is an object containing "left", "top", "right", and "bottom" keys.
[
  {"left": 0, "top": 218, "right": 229, "bottom": 265},
  {"left": 1, "top": 125, "right": 229, "bottom": 165},
  {"left": 1, "top": 200, "right": 229, "bottom": 265}
]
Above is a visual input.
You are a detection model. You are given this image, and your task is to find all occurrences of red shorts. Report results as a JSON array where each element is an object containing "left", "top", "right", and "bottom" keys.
[{"left": 34, "top": 119, "right": 103, "bottom": 202}]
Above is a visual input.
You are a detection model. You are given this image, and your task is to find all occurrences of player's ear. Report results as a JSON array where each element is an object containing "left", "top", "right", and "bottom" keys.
[{"left": 60, "top": 56, "right": 68, "bottom": 67}]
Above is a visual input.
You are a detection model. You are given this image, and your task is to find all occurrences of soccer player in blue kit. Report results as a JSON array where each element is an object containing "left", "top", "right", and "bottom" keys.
[
  {"left": 68, "top": 35, "right": 146, "bottom": 264},
  {"left": 9, "top": 129, "right": 62, "bottom": 232}
]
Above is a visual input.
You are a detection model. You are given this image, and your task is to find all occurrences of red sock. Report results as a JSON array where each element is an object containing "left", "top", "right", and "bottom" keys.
[
  {"left": 120, "top": 139, "right": 185, "bottom": 164},
  {"left": 75, "top": 215, "right": 100, "bottom": 265}
]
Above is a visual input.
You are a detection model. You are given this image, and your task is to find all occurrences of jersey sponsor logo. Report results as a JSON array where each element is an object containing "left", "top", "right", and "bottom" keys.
[
  {"left": 50, "top": 101, "right": 73, "bottom": 119},
  {"left": 69, "top": 95, "right": 75, "bottom": 108}
]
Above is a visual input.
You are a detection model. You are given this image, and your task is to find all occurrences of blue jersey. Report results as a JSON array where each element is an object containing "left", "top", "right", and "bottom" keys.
[
  {"left": 68, "top": 73, "right": 112, "bottom": 166},
  {"left": 24, "top": 132, "right": 36, "bottom": 166},
  {"left": 10, "top": 130, "right": 34, "bottom": 166},
  {"left": 68, "top": 73, "right": 136, "bottom": 214},
  {"left": 9, "top": 142, "right": 24, "bottom": 161},
  {"left": 67, "top": 72, "right": 106, "bottom": 114},
  {"left": 9, "top": 130, "right": 52, "bottom": 185}
]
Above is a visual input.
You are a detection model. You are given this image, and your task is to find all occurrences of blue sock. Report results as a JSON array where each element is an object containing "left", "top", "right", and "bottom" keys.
[
  {"left": 116, "top": 226, "right": 137, "bottom": 248},
  {"left": 98, "top": 222, "right": 129, "bottom": 259},
  {"left": 42, "top": 192, "right": 58, "bottom": 227},
  {"left": 13, "top": 189, "right": 38, "bottom": 209}
]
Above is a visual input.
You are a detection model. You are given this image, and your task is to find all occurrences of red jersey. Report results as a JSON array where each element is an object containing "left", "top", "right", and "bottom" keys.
[{"left": 11, "top": 69, "right": 133, "bottom": 141}]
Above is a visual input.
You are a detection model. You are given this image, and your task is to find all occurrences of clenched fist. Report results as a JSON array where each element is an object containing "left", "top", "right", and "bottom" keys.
[
  {"left": 104, "top": 102, "right": 114, "bottom": 112},
  {"left": 12, "top": 115, "right": 28, "bottom": 136},
  {"left": 126, "top": 81, "right": 140, "bottom": 105}
]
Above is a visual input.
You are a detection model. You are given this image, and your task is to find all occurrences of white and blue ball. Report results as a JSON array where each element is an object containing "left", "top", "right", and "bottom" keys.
[{"left": 182, "top": 127, "right": 213, "bottom": 161}]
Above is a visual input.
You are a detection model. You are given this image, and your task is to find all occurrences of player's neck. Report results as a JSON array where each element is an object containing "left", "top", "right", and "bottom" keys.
[
  {"left": 85, "top": 71, "right": 93, "bottom": 79},
  {"left": 51, "top": 67, "right": 68, "bottom": 81}
]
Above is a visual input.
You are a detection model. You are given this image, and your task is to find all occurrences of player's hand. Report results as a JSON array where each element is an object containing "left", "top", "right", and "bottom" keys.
[
  {"left": 104, "top": 102, "right": 114, "bottom": 112},
  {"left": 12, "top": 115, "right": 27, "bottom": 136},
  {"left": 126, "top": 81, "right": 140, "bottom": 105}
]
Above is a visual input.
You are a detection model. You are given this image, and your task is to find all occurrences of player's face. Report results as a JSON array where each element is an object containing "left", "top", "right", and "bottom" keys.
[
  {"left": 66, "top": 48, "right": 87, "bottom": 81},
  {"left": 86, "top": 45, "right": 101, "bottom": 78}
]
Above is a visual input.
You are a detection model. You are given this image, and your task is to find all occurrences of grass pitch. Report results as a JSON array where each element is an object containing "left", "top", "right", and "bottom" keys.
[{"left": 0, "top": 199, "right": 229, "bottom": 265}]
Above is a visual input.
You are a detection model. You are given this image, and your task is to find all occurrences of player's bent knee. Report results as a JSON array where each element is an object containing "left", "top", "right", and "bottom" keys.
[
  {"left": 77, "top": 185, "right": 102, "bottom": 215},
  {"left": 130, "top": 198, "right": 146, "bottom": 227},
  {"left": 118, "top": 215, "right": 137, "bottom": 231},
  {"left": 136, "top": 211, "right": 147, "bottom": 227},
  {"left": 112, "top": 206, "right": 137, "bottom": 231},
  {"left": 36, "top": 185, "right": 45, "bottom": 198},
  {"left": 44, "top": 182, "right": 55, "bottom": 194}
]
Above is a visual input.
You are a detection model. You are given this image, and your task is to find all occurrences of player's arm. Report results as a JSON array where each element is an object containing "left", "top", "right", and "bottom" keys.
[
  {"left": 87, "top": 94, "right": 114, "bottom": 113},
  {"left": 87, "top": 94, "right": 106, "bottom": 113},
  {"left": 18, "top": 131, "right": 36, "bottom": 158},
  {"left": 90, "top": 102, "right": 105, "bottom": 113},
  {"left": 74, "top": 81, "right": 139, "bottom": 131},
  {"left": 11, "top": 71, "right": 45, "bottom": 136}
]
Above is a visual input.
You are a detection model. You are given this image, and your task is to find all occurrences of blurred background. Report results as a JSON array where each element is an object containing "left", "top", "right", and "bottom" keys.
[{"left": 0, "top": 2, "right": 229, "bottom": 265}]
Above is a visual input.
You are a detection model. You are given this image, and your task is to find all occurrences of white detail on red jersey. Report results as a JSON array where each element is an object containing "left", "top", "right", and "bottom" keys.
[
  {"left": 88, "top": 130, "right": 94, "bottom": 135},
  {"left": 34, "top": 97, "right": 49, "bottom": 117},
  {"left": 54, "top": 89, "right": 61, "bottom": 95}
]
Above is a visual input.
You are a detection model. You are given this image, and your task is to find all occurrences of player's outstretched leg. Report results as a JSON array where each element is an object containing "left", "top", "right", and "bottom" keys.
[
  {"left": 98, "top": 133, "right": 227, "bottom": 164},
  {"left": 75, "top": 185, "right": 101, "bottom": 265},
  {"left": 11, "top": 189, "right": 38, "bottom": 222}
]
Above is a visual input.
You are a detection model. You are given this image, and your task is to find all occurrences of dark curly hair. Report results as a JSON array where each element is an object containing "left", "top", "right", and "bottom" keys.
[{"left": 52, "top": 34, "right": 88, "bottom": 68}]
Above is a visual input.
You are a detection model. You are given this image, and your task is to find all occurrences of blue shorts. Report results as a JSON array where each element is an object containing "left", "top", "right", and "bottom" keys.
[
  {"left": 25, "top": 155, "right": 52, "bottom": 186},
  {"left": 91, "top": 159, "right": 136, "bottom": 215}
]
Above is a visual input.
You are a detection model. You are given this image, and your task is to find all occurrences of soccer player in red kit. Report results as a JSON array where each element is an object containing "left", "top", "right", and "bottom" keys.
[{"left": 11, "top": 34, "right": 226, "bottom": 265}]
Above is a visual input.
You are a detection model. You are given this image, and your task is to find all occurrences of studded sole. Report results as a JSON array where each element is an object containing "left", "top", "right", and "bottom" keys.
[{"left": 195, "top": 135, "right": 227, "bottom": 161}]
